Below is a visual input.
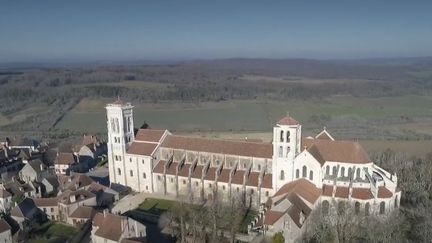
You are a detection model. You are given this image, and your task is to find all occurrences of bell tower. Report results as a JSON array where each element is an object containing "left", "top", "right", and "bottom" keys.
[
  {"left": 272, "top": 113, "right": 302, "bottom": 191},
  {"left": 106, "top": 98, "right": 134, "bottom": 186}
]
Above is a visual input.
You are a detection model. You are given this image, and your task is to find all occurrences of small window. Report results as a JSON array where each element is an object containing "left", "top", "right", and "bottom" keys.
[
  {"left": 341, "top": 167, "right": 345, "bottom": 177},
  {"left": 296, "top": 169, "right": 299, "bottom": 178},
  {"left": 222, "top": 185, "right": 226, "bottom": 190},
  {"left": 286, "top": 131, "right": 291, "bottom": 142},
  {"left": 302, "top": 166, "right": 307, "bottom": 178},
  {"left": 143, "top": 173, "right": 146, "bottom": 179},
  {"left": 280, "top": 130, "right": 284, "bottom": 142},
  {"left": 379, "top": 202, "right": 385, "bottom": 214},
  {"left": 157, "top": 175, "right": 161, "bottom": 181},
  {"left": 280, "top": 170, "right": 285, "bottom": 180},
  {"left": 355, "top": 202, "right": 360, "bottom": 214},
  {"left": 326, "top": 166, "right": 330, "bottom": 175},
  {"left": 183, "top": 180, "right": 186, "bottom": 185},
  {"left": 117, "top": 168, "right": 121, "bottom": 175},
  {"left": 142, "top": 159, "right": 145, "bottom": 164},
  {"left": 257, "top": 164, "right": 261, "bottom": 171},
  {"left": 129, "top": 158, "right": 132, "bottom": 162},
  {"left": 309, "top": 171, "right": 313, "bottom": 180},
  {"left": 250, "top": 189, "right": 254, "bottom": 195},
  {"left": 333, "top": 166, "right": 337, "bottom": 175},
  {"left": 209, "top": 183, "right": 212, "bottom": 188},
  {"left": 356, "top": 168, "right": 361, "bottom": 178},
  {"left": 265, "top": 191, "right": 269, "bottom": 197},
  {"left": 170, "top": 178, "right": 174, "bottom": 183},
  {"left": 195, "top": 181, "right": 199, "bottom": 187},
  {"left": 279, "top": 146, "right": 283, "bottom": 157},
  {"left": 236, "top": 187, "right": 239, "bottom": 192}
]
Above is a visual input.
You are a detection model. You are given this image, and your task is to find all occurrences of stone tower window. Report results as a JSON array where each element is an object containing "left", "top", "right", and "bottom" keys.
[
  {"left": 280, "top": 130, "right": 284, "bottom": 142},
  {"left": 286, "top": 131, "right": 291, "bottom": 142},
  {"left": 309, "top": 171, "right": 313, "bottom": 180},
  {"left": 302, "top": 166, "right": 307, "bottom": 178}
]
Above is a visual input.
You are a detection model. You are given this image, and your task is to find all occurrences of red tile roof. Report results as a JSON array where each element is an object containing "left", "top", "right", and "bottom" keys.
[
  {"left": 322, "top": 185, "right": 333, "bottom": 197},
  {"left": 135, "top": 129, "right": 165, "bottom": 142},
  {"left": 352, "top": 188, "right": 374, "bottom": 200},
  {"left": 231, "top": 170, "right": 245, "bottom": 185},
  {"left": 378, "top": 187, "right": 393, "bottom": 198},
  {"left": 264, "top": 210, "right": 285, "bottom": 225},
  {"left": 335, "top": 187, "right": 349, "bottom": 198},
  {"left": 261, "top": 174, "right": 272, "bottom": 189},
  {"left": 274, "top": 179, "right": 321, "bottom": 204},
  {"left": 191, "top": 165, "right": 204, "bottom": 179},
  {"left": 305, "top": 139, "right": 371, "bottom": 165},
  {"left": 218, "top": 169, "right": 231, "bottom": 183},
  {"left": 166, "top": 162, "right": 178, "bottom": 175},
  {"left": 204, "top": 167, "right": 217, "bottom": 181},
  {"left": 277, "top": 116, "right": 299, "bottom": 126},
  {"left": 161, "top": 135, "right": 272, "bottom": 158},
  {"left": 55, "top": 152, "right": 76, "bottom": 165},
  {"left": 93, "top": 212, "right": 124, "bottom": 241},
  {"left": 247, "top": 172, "right": 260, "bottom": 187},
  {"left": 127, "top": 142, "right": 157, "bottom": 156},
  {"left": 153, "top": 160, "right": 165, "bottom": 174},
  {"left": 177, "top": 163, "right": 191, "bottom": 177}
]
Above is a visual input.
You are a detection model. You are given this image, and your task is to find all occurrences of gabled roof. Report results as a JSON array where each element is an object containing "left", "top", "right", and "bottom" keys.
[
  {"left": 58, "top": 189, "right": 95, "bottom": 205},
  {"left": 55, "top": 152, "right": 76, "bottom": 165},
  {"left": 261, "top": 174, "right": 272, "bottom": 189},
  {"left": 0, "top": 219, "right": 11, "bottom": 234},
  {"left": 93, "top": 212, "right": 125, "bottom": 241},
  {"left": 277, "top": 115, "right": 299, "bottom": 126},
  {"left": 27, "top": 159, "right": 45, "bottom": 173},
  {"left": 273, "top": 179, "right": 321, "bottom": 205},
  {"left": 0, "top": 188, "right": 11, "bottom": 198},
  {"left": 11, "top": 198, "right": 37, "bottom": 219},
  {"left": 305, "top": 139, "right": 371, "bottom": 165},
  {"left": 69, "top": 205, "right": 95, "bottom": 219},
  {"left": 135, "top": 129, "right": 166, "bottom": 142},
  {"left": 315, "top": 129, "right": 335, "bottom": 141},
  {"left": 33, "top": 197, "right": 58, "bottom": 207},
  {"left": 127, "top": 142, "right": 157, "bottom": 156},
  {"left": 162, "top": 135, "right": 272, "bottom": 159},
  {"left": 378, "top": 186, "right": 393, "bottom": 198}
]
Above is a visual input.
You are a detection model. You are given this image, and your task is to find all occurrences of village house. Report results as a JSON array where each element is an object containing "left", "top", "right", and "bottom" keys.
[
  {"left": 67, "top": 205, "right": 96, "bottom": 227},
  {"left": 0, "top": 187, "right": 12, "bottom": 213},
  {"left": 91, "top": 211, "right": 146, "bottom": 243},
  {"left": 54, "top": 152, "right": 77, "bottom": 175},
  {"left": 0, "top": 219, "right": 12, "bottom": 243},
  {"left": 10, "top": 198, "right": 47, "bottom": 231}
]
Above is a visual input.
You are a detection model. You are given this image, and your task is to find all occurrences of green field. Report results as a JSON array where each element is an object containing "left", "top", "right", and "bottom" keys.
[{"left": 56, "top": 95, "right": 432, "bottom": 135}]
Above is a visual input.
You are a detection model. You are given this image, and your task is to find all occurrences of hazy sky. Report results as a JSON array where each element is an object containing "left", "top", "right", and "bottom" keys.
[{"left": 1, "top": 0, "right": 431, "bottom": 62}]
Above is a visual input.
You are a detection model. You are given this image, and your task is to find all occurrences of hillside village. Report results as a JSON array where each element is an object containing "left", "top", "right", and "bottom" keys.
[{"left": 0, "top": 135, "right": 149, "bottom": 242}]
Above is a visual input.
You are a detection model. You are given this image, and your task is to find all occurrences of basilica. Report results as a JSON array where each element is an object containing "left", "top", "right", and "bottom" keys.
[{"left": 106, "top": 99, "right": 400, "bottom": 238}]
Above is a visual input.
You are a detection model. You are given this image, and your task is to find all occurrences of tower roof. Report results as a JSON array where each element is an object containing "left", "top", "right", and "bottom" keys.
[{"left": 277, "top": 115, "right": 299, "bottom": 126}]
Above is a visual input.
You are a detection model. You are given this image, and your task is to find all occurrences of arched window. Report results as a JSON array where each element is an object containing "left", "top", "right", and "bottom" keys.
[
  {"left": 340, "top": 167, "right": 345, "bottom": 177},
  {"left": 332, "top": 166, "right": 337, "bottom": 175},
  {"left": 286, "top": 131, "right": 291, "bottom": 142},
  {"left": 302, "top": 166, "right": 307, "bottom": 178},
  {"left": 379, "top": 202, "right": 385, "bottom": 214},
  {"left": 326, "top": 166, "right": 330, "bottom": 175},
  {"left": 355, "top": 202, "right": 360, "bottom": 214},
  {"left": 280, "top": 130, "right": 284, "bottom": 142},
  {"left": 309, "top": 171, "right": 313, "bottom": 181},
  {"left": 356, "top": 168, "right": 361, "bottom": 179},
  {"left": 365, "top": 202, "right": 370, "bottom": 216},
  {"left": 348, "top": 168, "right": 352, "bottom": 178},
  {"left": 296, "top": 169, "right": 299, "bottom": 178},
  {"left": 322, "top": 200, "right": 329, "bottom": 215},
  {"left": 280, "top": 170, "right": 285, "bottom": 180},
  {"left": 117, "top": 168, "right": 121, "bottom": 175}
]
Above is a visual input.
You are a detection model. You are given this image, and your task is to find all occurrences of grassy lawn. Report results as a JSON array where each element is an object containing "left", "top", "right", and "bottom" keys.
[
  {"left": 138, "top": 198, "right": 177, "bottom": 215},
  {"left": 29, "top": 222, "right": 78, "bottom": 243}
]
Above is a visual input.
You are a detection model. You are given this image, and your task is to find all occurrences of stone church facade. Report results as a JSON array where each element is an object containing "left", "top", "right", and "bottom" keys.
[{"left": 106, "top": 99, "right": 401, "bottom": 238}]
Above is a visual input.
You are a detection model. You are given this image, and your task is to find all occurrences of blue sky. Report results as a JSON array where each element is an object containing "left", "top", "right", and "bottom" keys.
[{"left": 0, "top": 0, "right": 431, "bottom": 62}]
